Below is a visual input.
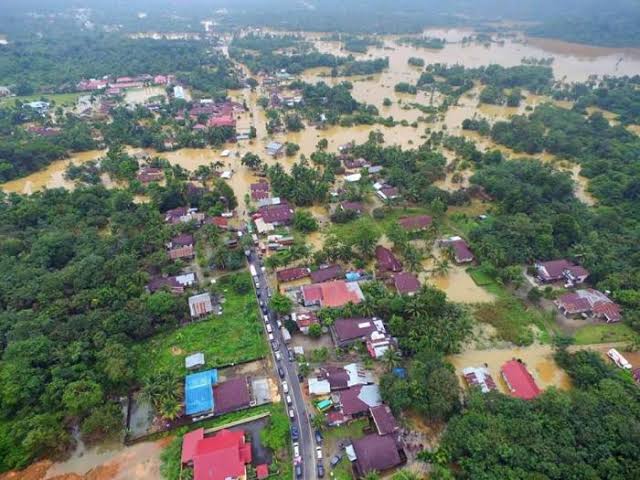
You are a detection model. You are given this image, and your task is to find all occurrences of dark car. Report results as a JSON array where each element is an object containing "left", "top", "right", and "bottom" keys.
[
  {"left": 291, "top": 425, "right": 299, "bottom": 441},
  {"left": 287, "top": 349, "right": 294, "bottom": 362},
  {"left": 271, "top": 340, "right": 279, "bottom": 351},
  {"left": 317, "top": 463, "right": 325, "bottom": 478},
  {"left": 278, "top": 367, "right": 285, "bottom": 379},
  {"left": 315, "top": 430, "right": 323, "bottom": 444},
  {"left": 261, "top": 305, "right": 268, "bottom": 314},
  {"left": 330, "top": 454, "right": 342, "bottom": 468},
  {"left": 294, "top": 463, "right": 303, "bottom": 478}
]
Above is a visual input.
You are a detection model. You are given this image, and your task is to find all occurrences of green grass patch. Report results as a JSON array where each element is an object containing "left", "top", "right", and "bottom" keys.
[
  {"left": 467, "top": 267, "right": 495, "bottom": 286},
  {"left": 574, "top": 323, "right": 638, "bottom": 345},
  {"left": 0, "top": 92, "right": 82, "bottom": 107},
  {"left": 322, "top": 419, "right": 368, "bottom": 480},
  {"left": 134, "top": 274, "right": 268, "bottom": 380}
]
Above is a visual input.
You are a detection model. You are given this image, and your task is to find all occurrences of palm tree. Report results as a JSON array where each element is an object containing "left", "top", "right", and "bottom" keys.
[
  {"left": 159, "top": 397, "right": 182, "bottom": 421},
  {"left": 432, "top": 258, "right": 450, "bottom": 277},
  {"left": 392, "top": 469, "right": 421, "bottom": 480},
  {"left": 381, "top": 348, "right": 401, "bottom": 372},
  {"left": 363, "top": 471, "right": 381, "bottom": 480},
  {"left": 311, "top": 413, "right": 326, "bottom": 431}
]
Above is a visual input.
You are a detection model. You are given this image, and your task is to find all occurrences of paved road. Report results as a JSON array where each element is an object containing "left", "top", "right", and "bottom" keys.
[{"left": 247, "top": 249, "right": 316, "bottom": 480}]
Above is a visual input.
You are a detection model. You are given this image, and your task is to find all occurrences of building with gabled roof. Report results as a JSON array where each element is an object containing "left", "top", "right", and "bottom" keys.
[
  {"left": 370, "top": 405, "right": 399, "bottom": 436},
  {"left": 189, "top": 292, "right": 214, "bottom": 318},
  {"left": 555, "top": 288, "right": 621, "bottom": 323},
  {"left": 535, "top": 259, "right": 589, "bottom": 285},
  {"left": 393, "top": 272, "right": 420, "bottom": 296},
  {"left": 442, "top": 236, "right": 475, "bottom": 264},
  {"left": 181, "top": 428, "right": 252, "bottom": 480},
  {"left": 375, "top": 246, "right": 402, "bottom": 273},
  {"left": 352, "top": 434, "right": 404, "bottom": 477},
  {"left": 301, "top": 280, "right": 364, "bottom": 308},
  {"left": 310, "top": 264, "right": 343, "bottom": 283},
  {"left": 335, "top": 384, "right": 382, "bottom": 417},
  {"left": 462, "top": 366, "right": 497, "bottom": 393},
  {"left": 276, "top": 266, "right": 310, "bottom": 283},
  {"left": 501, "top": 360, "right": 540, "bottom": 400},
  {"left": 398, "top": 215, "right": 432, "bottom": 232}
]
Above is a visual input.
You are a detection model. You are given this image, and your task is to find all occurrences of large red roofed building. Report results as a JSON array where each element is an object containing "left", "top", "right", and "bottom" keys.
[
  {"left": 501, "top": 360, "right": 540, "bottom": 400},
  {"left": 182, "top": 428, "right": 252, "bottom": 480},
  {"left": 301, "top": 280, "right": 364, "bottom": 308}
]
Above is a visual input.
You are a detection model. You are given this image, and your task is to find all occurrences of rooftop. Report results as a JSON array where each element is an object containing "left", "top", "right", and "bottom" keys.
[
  {"left": 501, "top": 360, "right": 540, "bottom": 400},
  {"left": 394, "top": 272, "right": 420, "bottom": 295},
  {"left": 370, "top": 405, "right": 399, "bottom": 436},
  {"left": 185, "top": 369, "right": 218, "bottom": 416},
  {"left": 309, "top": 264, "right": 343, "bottom": 283},
  {"left": 352, "top": 433, "right": 402, "bottom": 475},
  {"left": 301, "top": 280, "right": 364, "bottom": 308},
  {"left": 398, "top": 215, "right": 432, "bottom": 231},
  {"left": 213, "top": 377, "right": 251, "bottom": 415}
]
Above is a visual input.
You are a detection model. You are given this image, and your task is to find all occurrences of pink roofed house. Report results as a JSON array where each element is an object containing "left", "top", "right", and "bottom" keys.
[
  {"left": 501, "top": 360, "right": 540, "bottom": 400},
  {"left": 181, "top": 428, "right": 252, "bottom": 480}
]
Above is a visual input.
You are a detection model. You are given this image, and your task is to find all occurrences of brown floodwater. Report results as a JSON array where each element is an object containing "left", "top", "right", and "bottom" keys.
[{"left": 448, "top": 344, "right": 573, "bottom": 393}]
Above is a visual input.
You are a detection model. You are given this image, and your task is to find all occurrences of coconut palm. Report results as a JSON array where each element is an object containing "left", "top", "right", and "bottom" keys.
[
  {"left": 432, "top": 258, "right": 450, "bottom": 277},
  {"left": 381, "top": 348, "right": 401, "bottom": 372},
  {"left": 311, "top": 413, "right": 326, "bottom": 431}
]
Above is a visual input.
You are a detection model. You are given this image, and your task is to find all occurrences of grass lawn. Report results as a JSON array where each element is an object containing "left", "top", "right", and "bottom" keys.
[
  {"left": 574, "top": 323, "right": 638, "bottom": 345},
  {"left": 134, "top": 274, "right": 268, "bottom": 380},
  {"left": 322, "top": 418, "right": 369, "bottom": 480},
  {"left": 468, "top": 267, "right": 557, "bottom": 345},
  {"left": 0, "top": 92, "right": 82, "bottom": 107}
]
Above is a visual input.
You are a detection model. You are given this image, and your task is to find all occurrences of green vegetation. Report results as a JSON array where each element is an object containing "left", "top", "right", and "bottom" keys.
[
  {"left": 574, "top": 323, "right": 638, "bottom": 345},
  {"left": 397, "top": 36, "right": 446, "bottom": 49},
  {"left": 433, "top": 349, "right": 640, "bottom": 477},
  {"left": 343, "top": 36, "right": 383, "bottom": 53},
  {"left": 394, "top": 82, "right": 417, "bottom": 94},
  {"left": 134, "top": 273, "right": 267, "bottom": 379}
]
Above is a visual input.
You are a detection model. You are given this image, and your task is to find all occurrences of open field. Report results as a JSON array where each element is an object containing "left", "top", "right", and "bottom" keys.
[
  {"left": 0, "top": 92, "right": 82, "bottom": 107},
  {"left": 573, "top": 323, "right": 638, "bottom": 345},
  {"left": 134, "top": 274, "right": 268, "bottom": 380}
]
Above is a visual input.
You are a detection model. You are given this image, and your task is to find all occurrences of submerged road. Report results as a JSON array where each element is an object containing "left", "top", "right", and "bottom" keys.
[{"left": 247, "top": 248, "right": 316, "bottom": 480}]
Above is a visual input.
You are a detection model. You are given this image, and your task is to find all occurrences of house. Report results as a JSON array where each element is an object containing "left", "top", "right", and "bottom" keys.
[
  {"left": 370, "top": 405, "right": 399, "bottom": 436},
  {"left": 338, "top": 142, "right": 354, "bottom": 153},
  {"left": 344, "top": 158, "right": 370, "bottom": 170},
  {"left": 185, "top": 369, "right": 218, "bottom": 416},
  {"left": 310, "top": 264, "right": 343, "bottom": 283},
  {"left": 207, "top": 115, "right": 236, "bottom": 128},
  {"left": 137, "top": 166, "right": 164, "bottom": 183},
  {"left": 292, "top": 311, "right": 319, "bottom": 334},
  {"left": 301, "top": 280, "right": 364, "bottom": 308},
  {"left": 189, "top": 292, "right": 214, "bottom": 319},
  {"left": 462, "top": 366, "right": 497, "bottom": 393},
  {"left": 165, "top": 207, "right": 205, "bottom": 225},
  {"left": 335, "top": 384, "right": 382, "bottom": 417},
  {"left": 250, "top": 182, "right": 270, "bottom": 201},
  {"left": 375, "top": 185, "right": 399, "bottom": 201},
  {"left": 352, "top": 434, "right": 404, "bottom": 477},
  {"left": 340, "top": 201, "right": 365, "bottom": 215},
  {"left": 276, "top": 266, "right": 311, "bottom": 283},
  {"left": 393, "top": 272, "right": 420, "bottom": 296},
  {"left": 398, "top": 215, "right": 432, "bottom": 232},
  {"left": 213, "top": 377, "right": 251, "bottom": 415},
  {"left": 318, "top": 363, "right": 375, "bottom": 391},
  {"left": 167, "top": 233, "right": 195, "bottom": 260},
  {"left": 331, "top": 317, "right": 386, "bottom": 348},
  {"left": 344, "top": 173, "right": 362, "bottom": 183},
  {"left": 148, "top": 272, "right": 196, "bottom": 293},
  {"left": 375, "top": 246, "right": 402, "bottom": 273},
  {"left": 181, "top": 428, "right": 252, "bottom": 480},
  {"left": 442, "top": 236, "right": 475, "bottom": 264},
  {"left": 367, "top": 165, "right": 383, "bottom": 175},
  {"left": 535, "top": 259, "right": 589, "bottom": 286},
  {"left": 366, "top": 331, "right": 393, "bottom": 359},
  {"left": 501, "top": 360, "right": 540, "bottom": 400},
  {"left": 26, "top": 126, "right": 61, "bottom": 137},
  {"left": 258, "top": 202, "right": 294, "bottom": 226},
  {"left": 174, "top": 85, "right": 185, "bottom": 99},
  {"left": 265, "top": 141, "right": 284, "bottom": 157},
  {"left": 24, "top": 101, "right": 50, "bottom": 115},
  {"left": 555, "top": 289, "right": 621, "bottom": 323},
  {"left": 204, "top": 216, "right": 229, "bottom": 230}
]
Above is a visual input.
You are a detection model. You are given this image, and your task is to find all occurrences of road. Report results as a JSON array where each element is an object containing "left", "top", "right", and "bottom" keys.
[{"left": 246, "top": 248, "right": 317, "bottom": 480}]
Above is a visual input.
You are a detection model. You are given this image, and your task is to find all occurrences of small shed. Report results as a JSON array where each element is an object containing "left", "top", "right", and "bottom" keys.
[{"left": 185, "top": 352, "right": 205, "bottom": 370}]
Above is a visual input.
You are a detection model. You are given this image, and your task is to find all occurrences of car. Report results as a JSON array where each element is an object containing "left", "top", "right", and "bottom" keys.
[
  {"left": 288, "top": 408, "right": 295, "bottom": 419},
  {"left": 286, "top": 394, "right": 292, "bottom": 405},
  {"left": 316, "top": 446, "right": 323, "bottom": 460},
  {"left": 290, "top": 425, "right": 299, "bottom": 441},
  {"left": 315, "top": 430, "right": 323, "bottom": 444},
  {"left": 276, "top": 319, "right": 282, "bottom": 328},
  {"left": 317, "top": 463, "right": 325, "bottom": 478},
  {"left": 267, "top": 289, "right": 272, "bottom": 298},
  {"left": 259, "top": 299, "right": 265, "bottom": 307},
  {"left": 293, "top": 442, "right": 300, "bottom": 458},
  {"left": 275, "top": 351, "right": 282, "bottom": 361},
  {"left": 294, "top": 463, "right": 302, "bottom": 478},
  {"left": 282, "top": 381, "right": 289, "bottom": 393},
  {"left": 263, "top": 315, "right": 269, "bottom": 324},
  {"left": 268, "top": 333, "right": 274, "bottom": 341},
  {"left": 266, "top": 323, "right": 273, "bottom": 333},
  {"left": 271, "top": 340, "right": 279, "bottom": 351},
  {"left": 330, "top": 454, "right": 342, "bottom": 468},
  {"left": 287, "top": 349, "right": 294, "bottom": 362},
  {"left": 298, "top": 373, "right": 304, "bottom": 382},
  {"left": 278, "top": 367, "right": 285, "bottom": 379},
  {"left": 261, "top": 305, "right": 267, "bottom": 314}
]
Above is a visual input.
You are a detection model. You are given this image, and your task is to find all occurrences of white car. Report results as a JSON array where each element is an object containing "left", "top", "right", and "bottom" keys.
[
  {"left": 282, "top": 381, "right": 289, "bottom": 394},
  {"left": 286, "top": 394, "right": 292, "bottom": 405},
  {"left": 289, "top": 408, "right": 295, "bottom": 419},
  {"left": 264, "top": 315, "right": 269, "bottom": 323},
  {"left": 293, "top": 442, "right": 300, "bottom": 458},
  {"left": 316, "top": 446, "right": 323, "bottom": 460},
  {"left": 275, "top": 351, "right": 282, "bottom": 361},
  {"left": 268, "top": 333, "right": 274, "bottom": 341},
  {"left": 276, "top": 320, "right": 283, "bottom": 328},
  {"left": 266, "top": 324, "right": 273, "bottom": 333}
]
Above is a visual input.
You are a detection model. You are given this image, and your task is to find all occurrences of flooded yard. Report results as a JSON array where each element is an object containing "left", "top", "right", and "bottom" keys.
[{"left": 448, "top": 344, "right": 572, "bottom": 393}]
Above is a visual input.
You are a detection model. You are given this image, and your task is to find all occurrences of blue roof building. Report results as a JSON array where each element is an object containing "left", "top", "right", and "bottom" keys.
[{"left": 185, "top": 369, "right": 218, "bottom": 416}]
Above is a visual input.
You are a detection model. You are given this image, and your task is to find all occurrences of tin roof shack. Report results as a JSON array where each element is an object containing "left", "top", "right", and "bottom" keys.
[
  {"left": 535, "top": 259, "right": 589, "bottom": 286},
  {"left": 501, "top": 360, "right": 540, "bottom": 400},
  {"left": 352, "top": 434, "right": 405, "bottom": 477},
  {"left": 167, "top": 233, "right": 195, "bottom": 260},
  {"left": 165, "top": 207, "right": 205, "bottom": 225},
  {"left": 188, "top": 292, "right": 215, "bottom": 319},
  {"left": 137, "top": 166, "right": 164, "bottom": 184},
  {"left": 335, "top": 384, "right": 382, "bottom": 418},
  {"left": 185, "top": 369, "right": 218, "bottom": 417},
  {"left": 462, "top": 366, "right": 497, "bottom": 393},
  {"left": 310, "top": 264, "right": 344, "bottom": 283},
  {"left": 292, "top": 311, "right": 319, "bottom": 335},
  {"left": 555, "top": 289, "right": 621, "bottom": 323},
  {"left": 266, "top": 141, "right": 285, "bottom": 157}
]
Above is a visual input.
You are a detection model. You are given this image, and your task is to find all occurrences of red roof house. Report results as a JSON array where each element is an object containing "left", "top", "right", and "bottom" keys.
[
  {"left": 207, "top": 115, "right": 236, "bottom": 128},
  {"left": 258, "top": 202, "right": 294, "bottom": 225},
  {"left": 375, "top": 246, "right": 402, "bottom": 273},
  {"left": 556, "top": 289, "right": 621, "bottom": 323},
  {"left": 204, "top": 216, "right": 229, "bottom": 229},
  {"left": 501, "top": 360, "right": 541, "bottom": 400},
  {"left": 213, "top": 377, "right": 251, "bottom": 415},
  {"left": 535, "top": 259, "right": 589, "bottom": 285},
  {"left": 444, "top": 236, "right": 475, "bottom": 264},
  {"left": 182, "top": 428, "right": 252, "bottom": 480},
  {"left": 301, "top": 280, "right": 364, "bottom": 308},
  {"left": 310, "top": 264, "right": 343, "bottom": 283}
]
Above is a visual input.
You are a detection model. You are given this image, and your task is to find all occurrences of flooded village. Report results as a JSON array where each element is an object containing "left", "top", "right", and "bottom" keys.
[{"left": 2, "top": 12, "right": 640, "bottom": 480}]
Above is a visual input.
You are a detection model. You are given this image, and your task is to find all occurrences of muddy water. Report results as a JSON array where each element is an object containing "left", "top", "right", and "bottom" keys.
[
  {"left": 124, "top": 86, "right": 166, "bottom": 104},
  {"left": 1, "top": 150, "right": 106, "bottom": 194},
  {"left": 448, "top": 344, "right": 572, "bottom": 393}
]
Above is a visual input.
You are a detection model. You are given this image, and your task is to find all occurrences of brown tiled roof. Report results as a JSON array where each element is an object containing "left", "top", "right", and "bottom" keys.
[
  {"left": 398, "top": 215, "right": 432, "bottom": 231},
  {"left": 340, "top": 201, "right": 364, "bottom": 214},
  {"left": 375, "top": 246, "right": 402, "bottom": 272},
  {"left": 171, "top": 233, "right": 194, "bottom": 247},
  {"left": 370, "top": 405, "right": 398, "bottom": 436},
  {"left": 333, "top": 318, "right": 378, "bottom": 344},
  {"left": 310, "top": 264, "right": 343, "bottom": 283},
  {"left": 394, "top": 272, "right": 420, "bottom": 295},
  {"left": 259, "top": 202, "right": 294, "bottom": 224},
  {"left": 276, "top": 266, "right": 310, "bottom": 283},
  {"left": 213, "top": 377, "right": 251, "bottom": 414},
  {"left": 352, "top": 434, "right": 402, "bottom": 475}
]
